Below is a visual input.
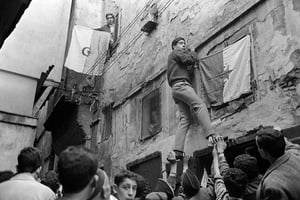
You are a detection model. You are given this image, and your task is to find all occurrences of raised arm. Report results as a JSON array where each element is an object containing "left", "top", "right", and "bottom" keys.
[
  {"left": 173, "top": 49, "right": 198, "bottom": 66},
  {"left": 212, "top": 145, "right": 229, "bottom": 200},
  {"left": 215, "top": 136, "right": 229, "bottom": 176}
]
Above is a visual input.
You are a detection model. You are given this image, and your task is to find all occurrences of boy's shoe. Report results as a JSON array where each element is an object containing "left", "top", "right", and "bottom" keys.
[{"left": 167, "top": 150, "right": 185, "bottom": 163}]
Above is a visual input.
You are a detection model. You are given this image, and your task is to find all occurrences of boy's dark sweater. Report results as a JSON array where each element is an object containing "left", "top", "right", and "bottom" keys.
[{"left": 167, "top": 49, "right": 198, "bottom": 86}]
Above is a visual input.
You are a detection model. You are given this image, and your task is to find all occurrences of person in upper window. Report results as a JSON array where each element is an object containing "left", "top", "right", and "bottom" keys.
[{"left": 96, "top": 13, "right": 115, "bottom": 42}]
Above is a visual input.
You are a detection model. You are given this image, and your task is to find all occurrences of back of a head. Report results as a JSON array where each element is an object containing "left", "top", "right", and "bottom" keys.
[
  {"left": 17, "top": 147, "right": 42, "bottom": 173},
  {"left": 256, "top": 127, "right": 285, "bottom": 158},
  {"left": 58, "top": 146, "right": 98, "bottom": 194},
  {"left": 182, "top": 169, "right": 200, "bottom": 198},
  {"left": 233, "top": 154, "right": 259, "bottom": 180},
  {"left": 0, "top": 170, "right": 14, "bottom": 183},
  {"left": 133, "top": 172, "right": 151, "bottom": 200},
  {"left": 41, "top": 170, "right": 60, "bottom": 193},
  {"left": 223, "top": 168, "right": 247, "bottom": 198},
  {"left": 114, "top": 169, "right": 137, "bottom": 186},
  {"left": 171, "top": 37, "right": 185, "bottom": 50}
]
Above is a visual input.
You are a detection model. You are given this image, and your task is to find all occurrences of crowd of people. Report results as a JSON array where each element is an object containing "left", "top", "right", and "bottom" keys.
[{"left": 0, "top": 126, "right": 300, "bottom": 200}]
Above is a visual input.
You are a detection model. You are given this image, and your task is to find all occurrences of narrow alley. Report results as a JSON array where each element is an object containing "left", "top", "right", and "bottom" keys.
[{"left": 1, "top": 0, "right": 300, "bottom": 200}]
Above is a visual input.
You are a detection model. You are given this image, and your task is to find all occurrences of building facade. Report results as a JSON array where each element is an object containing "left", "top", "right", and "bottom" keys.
[{"left": 91, "top": 0, "right": 300, "bottom": 179}]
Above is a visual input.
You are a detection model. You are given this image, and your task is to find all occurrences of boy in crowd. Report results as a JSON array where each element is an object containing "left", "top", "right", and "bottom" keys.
[{"left": 113, "top": 169, "right": 138, "bottom": 200}]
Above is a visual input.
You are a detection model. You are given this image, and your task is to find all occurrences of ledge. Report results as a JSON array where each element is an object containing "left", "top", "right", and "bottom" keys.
[{"left": 0, "top": 110, "right": 37, "bottom": 127}]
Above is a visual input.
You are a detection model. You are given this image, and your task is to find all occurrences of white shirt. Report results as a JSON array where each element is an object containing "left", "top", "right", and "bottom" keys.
[{"left": 0, "top": 173, "right": 55, "bottom": 200}]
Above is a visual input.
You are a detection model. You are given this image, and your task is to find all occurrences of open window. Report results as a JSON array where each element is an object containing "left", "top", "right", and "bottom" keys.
[{"left": 141, "top": 89, "right": 161, "bottom": 140}]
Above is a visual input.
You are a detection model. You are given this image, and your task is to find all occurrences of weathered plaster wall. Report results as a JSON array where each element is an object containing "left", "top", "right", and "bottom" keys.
[
  {"left": 0, "top": 70, "right": 37, "bottom": 116},
  {"left": 0, "top": 0, "right": 71, "bottom": 82},
  {"left": 196, "top": 0, "right": 300, "bottom": 137},
  {"left": 0, "top": 111, "right": 36, "bottom": 171},
  {"left": 74, "top": 0, "right": 105, "bottom": 28},
  {"left": 95, "top": 0, "right": 300, "bottom": 176}
]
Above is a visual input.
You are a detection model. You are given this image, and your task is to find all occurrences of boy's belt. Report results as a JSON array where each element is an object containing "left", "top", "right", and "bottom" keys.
[{"left": 170, "top": 79, "right": 191, "bottom": 87}]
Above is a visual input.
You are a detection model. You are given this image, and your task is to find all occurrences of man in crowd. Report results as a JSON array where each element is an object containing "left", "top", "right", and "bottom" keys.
[
  {"left": 57, "top": 146, "right": 111, "bottom": 200},
  {"left": 167, "top": 37, "right": 215, "bottom": 162},
  {"left": 216, "top": 137, "right": 262, "bottom": 200},
  {"left": 256, "top": 127, "right": 300, "bottom": 200},
  {"left": 113, "top": 169, "right": 138, "bottom": 200},
  {"left": 213, "top": 137, "right": 248, "bottom": 200},
  {"left": 233, "top": 154, "right": 262, "bottom": 200},
  {"left": 41, "top": 170, "right": 61, "bottom": 197},
  {"left": 0, "top": 147, "right": 55, "bottom": 200},
  {"left": 181, "top": 169, "right": 215, "bottom": 200}
]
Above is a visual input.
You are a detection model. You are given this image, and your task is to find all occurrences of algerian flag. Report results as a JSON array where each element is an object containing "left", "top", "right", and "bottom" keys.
[
  {"left": 199, "top": 35, "right": 251, "bottom": 106},
  {"left": 65, "top": 25, "right": 110, "bottom": 74}
]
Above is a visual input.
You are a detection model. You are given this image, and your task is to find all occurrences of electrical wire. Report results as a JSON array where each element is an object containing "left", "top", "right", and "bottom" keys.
[
  {"left": 80, "top": 0, "right": 155, "bottom": 78},
  {"left": 95, "top": 0, "right": 176, "bottom": 76},
  {"left": 72, "top": 0, "right": 176, "bottom": 96}
]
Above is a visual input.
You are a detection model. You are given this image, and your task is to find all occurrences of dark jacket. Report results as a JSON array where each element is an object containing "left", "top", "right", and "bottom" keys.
[
  {"left": 167, "top": 49, "right": 198, "bottom": 86},
  {"left": 95, "top": 24, "right": 111, "bottom": 33},
  {"left": 256, "top": 143, "right": 300, "bottom": 200},
  {"left": 243, "top": 175, "right": 262, "bottom": 200},
  {"left": 190, "top": 178, "right": 216, "bottom": 200}
]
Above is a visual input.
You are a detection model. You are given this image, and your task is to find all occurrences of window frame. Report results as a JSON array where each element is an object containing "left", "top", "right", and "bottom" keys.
[{"left": 140, "top": 88, "right": 162, "bottom": 141}]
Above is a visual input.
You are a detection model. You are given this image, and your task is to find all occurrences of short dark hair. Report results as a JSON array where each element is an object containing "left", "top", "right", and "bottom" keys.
[
  {"left": 171, "top": 37, "right": 185, "bottom": 50},
  {"left": 134, "top": 173, "right": 151, "bottom": 200},
  {"left": 41, "top": 171, "right": 60, "bottom": 193},
  {"left": 233, "top": 154, "right": 259, "bottom": 180},
  {"left": 256, "top": 127, "right": 285, "bottom": 158},
  {"left": 17, "top": 147, "right": 42, "bottom": 173},
  {"left": 57, "top": 146, "right": 98, "bottom": 194},
  {"left": 0, "top": 170, "right": 14, "bottom": 183},
  {"left": 106, "top": 13, "right": 115, "bottom": 20},
  {"left": 223, "top": 168, "right": 247, "bottom": 198},
  {"left": 114, "top": 169, "right": 137, "bottom": 186}
]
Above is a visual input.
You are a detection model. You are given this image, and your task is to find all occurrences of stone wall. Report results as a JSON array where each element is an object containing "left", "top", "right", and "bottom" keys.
[{"left": 93, "top": 0, "right": 300, "bottom": 177}]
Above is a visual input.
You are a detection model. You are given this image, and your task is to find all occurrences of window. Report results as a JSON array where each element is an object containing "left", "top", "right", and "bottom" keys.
[
  {"left": 141, "top": 89, "right": 161, "bottom": 140},
  {"left": 105, "top": 12, "right": 120, "bottom": 62},
  {"left": 101, "top": 107, "right": 112, "bottom": 142}
]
